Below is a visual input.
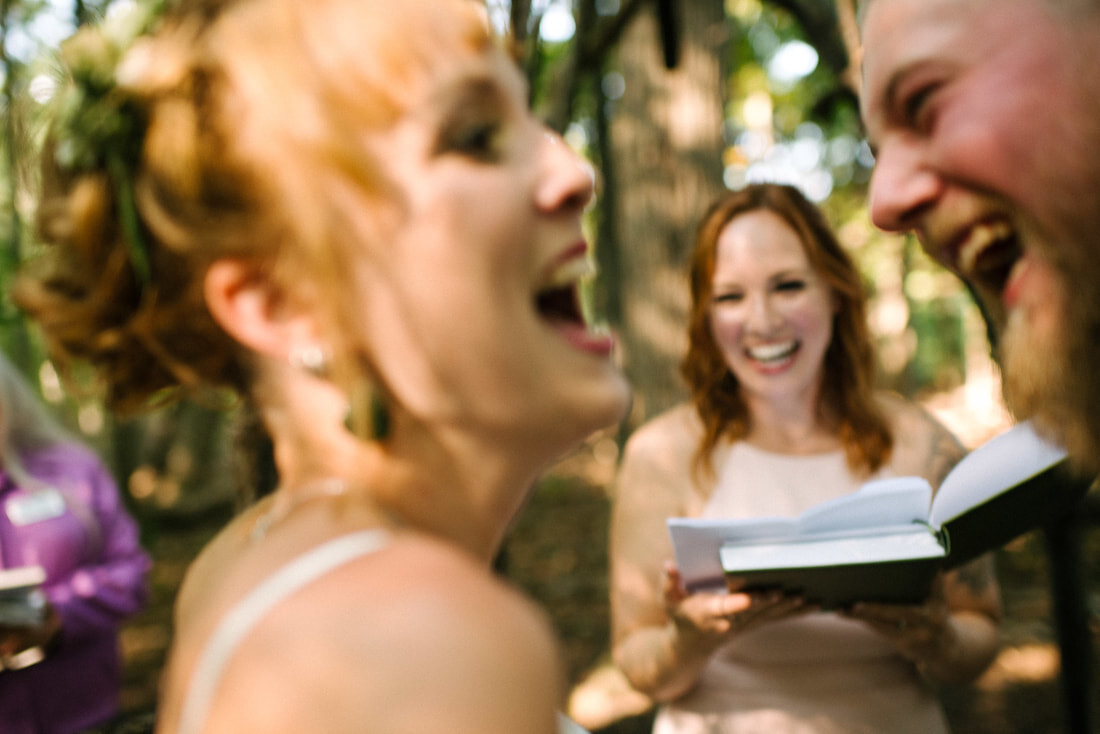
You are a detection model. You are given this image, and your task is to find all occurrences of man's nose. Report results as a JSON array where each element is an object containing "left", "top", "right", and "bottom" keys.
[{"left": 868, "top": 139, "right": 942, "bottom": 233}]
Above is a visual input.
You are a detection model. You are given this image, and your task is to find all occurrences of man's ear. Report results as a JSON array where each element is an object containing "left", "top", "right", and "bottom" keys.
[{"left": 204, "top": 259, "right": 314, "bottom": 360}]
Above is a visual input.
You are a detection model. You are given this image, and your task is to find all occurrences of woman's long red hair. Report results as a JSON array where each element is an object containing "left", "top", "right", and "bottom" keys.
[{"left": 681, "top": 183, "right": 892, "bottom": 478}]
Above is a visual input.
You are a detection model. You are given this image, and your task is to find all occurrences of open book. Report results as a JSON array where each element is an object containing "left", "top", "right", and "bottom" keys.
[
  {"left": 667, "top": 421, "right": 1093, "bottom": 608},
  {"left": 0, "top": 565, "right": 47, "bottom": 626}
]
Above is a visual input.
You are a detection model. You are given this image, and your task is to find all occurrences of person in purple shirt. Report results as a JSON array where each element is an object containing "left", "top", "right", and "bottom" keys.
[{"left": 0, "top": 351, "right": 151, "bottom": 734}]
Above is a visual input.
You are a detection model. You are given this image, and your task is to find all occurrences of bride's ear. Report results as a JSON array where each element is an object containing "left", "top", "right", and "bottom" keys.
[{"left": 204, "top": 259, "right": 316, "bottom": 360}]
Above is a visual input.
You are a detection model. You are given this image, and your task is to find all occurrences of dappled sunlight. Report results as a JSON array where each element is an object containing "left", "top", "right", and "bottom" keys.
[
  {"left": 767, "top": 40, "right": 819, "bottom": 84},
  {"left": 568, "top": 657, "right": 653, "bottom": 731},
  {"left": 549, "top": 430, "right": 623, "bottom": 489},
  {"left": 627, "top": 267, "right": 691, "bottom": 364},
  {"left": 975, "top": 643, "right": 1062, "bottom": 690},
  {"left": 127, "top": 466, "right": 158, "bottom": 501},
  {"left": 127, "top": 459, "right": 190, "bottom": 509},
  {"left": 630, "top": 296, "right": 687, "bottom": 357},
  {"left": 668, "top": 65, "right": 724, "bottom": 149},
  {"left": 919, "top": 296, "right": 1012, "bottom": 448},
  {"left": 922, "top": 374, "right": 1013, "bottom": 449}
]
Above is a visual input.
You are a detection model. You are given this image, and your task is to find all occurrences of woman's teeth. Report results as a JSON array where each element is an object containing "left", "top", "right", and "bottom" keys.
[
  {"left": 536, "top": 257, "right": 595, "bottom": 325},
  {"left": 747, "top": 341, "right": 797, "bottom": 363}
]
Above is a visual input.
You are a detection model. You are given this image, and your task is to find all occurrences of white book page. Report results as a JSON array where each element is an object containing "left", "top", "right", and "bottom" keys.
[
  {"left": 667, "top": 517, "right": 796, "bottom": 588},
  {"left": 0, "top": 565, "right": 45, "bottom": 594},
  {"left": 720, "top": 528, "right": 945, "bottom": 571},
  {"left": 668, "top": 477, "right": 932, "bottom": 588},
  {"left": 929, "top": 420, "right": 1067, "bottom": 526},
  {"left": 797, "top": 476, "right": 932, "bottom": 534}
]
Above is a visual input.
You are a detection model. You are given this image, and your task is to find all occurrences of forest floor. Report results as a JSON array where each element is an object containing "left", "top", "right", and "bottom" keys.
[{"left": 109, "top": 454, "right": 1100, "bottom": 734}]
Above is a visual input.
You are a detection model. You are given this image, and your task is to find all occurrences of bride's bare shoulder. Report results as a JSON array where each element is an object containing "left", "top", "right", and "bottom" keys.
[{"left": 163, "top": 530, "right": 563, "bottom": 734}]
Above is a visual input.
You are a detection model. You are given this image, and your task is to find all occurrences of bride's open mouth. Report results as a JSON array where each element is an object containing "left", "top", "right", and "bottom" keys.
[{"left": 534, "top": 250, "right": 615, "bottom": 357}]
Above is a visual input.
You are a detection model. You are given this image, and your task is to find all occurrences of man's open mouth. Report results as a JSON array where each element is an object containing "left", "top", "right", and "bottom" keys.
[{"left": 955, "top": 219, "right": 1021, "bottom": 301}]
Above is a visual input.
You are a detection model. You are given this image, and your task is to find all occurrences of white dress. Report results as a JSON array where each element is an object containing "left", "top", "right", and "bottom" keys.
[{"left": 653, "top": 443, "right": 950, "bottom": 734}]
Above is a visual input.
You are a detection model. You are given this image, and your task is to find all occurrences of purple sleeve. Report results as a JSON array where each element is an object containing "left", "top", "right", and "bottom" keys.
[{"left": 40, "top": 450, "right": 152, "bottom": 642}]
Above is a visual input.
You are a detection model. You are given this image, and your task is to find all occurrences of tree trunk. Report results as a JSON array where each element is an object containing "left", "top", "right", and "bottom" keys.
[{"left": 608, "top": 0, "right": 728, "bottom": 427}]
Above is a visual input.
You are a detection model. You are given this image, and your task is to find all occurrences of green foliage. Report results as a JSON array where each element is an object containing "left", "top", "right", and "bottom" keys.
[
  {"left": 0, "top": 0, "right": 998, "bottom": 500},
  {"left": 719, "top": 0, "right": 988, "bottom": 399}
]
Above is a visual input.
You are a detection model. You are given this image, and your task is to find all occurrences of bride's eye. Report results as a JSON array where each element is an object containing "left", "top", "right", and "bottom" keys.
[
  {"left": 446, "top": 120, "right": 502, "bottom": 161},
  {"left": 433, "top": 80, "right": 509, "bottom": 163}
]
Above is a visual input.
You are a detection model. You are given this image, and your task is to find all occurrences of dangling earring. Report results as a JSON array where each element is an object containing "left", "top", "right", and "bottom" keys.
[
  {"left": 289, "top": 344, "right": 330, "bottom": 378},
  {"left": 370, "top": 389, "right": 390, "bottom": 440},
  {"left": 344, "top": 380, "right": 391, "bottom": 440}
]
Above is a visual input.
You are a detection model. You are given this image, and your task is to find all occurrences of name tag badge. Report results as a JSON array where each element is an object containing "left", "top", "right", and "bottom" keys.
[{"left": 5, "top": 489, "right": 67, "bottom": 526}]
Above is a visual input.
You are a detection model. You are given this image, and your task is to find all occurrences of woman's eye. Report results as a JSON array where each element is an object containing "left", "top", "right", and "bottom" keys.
[
  {"left": 713, "top": 291, "right": 743, "bottom": 304},
  {"left": 445, "top": 121, "right": 502, "bottom": 161},
  {"left": 775, "top": 280, "right": 806, "bottom": 293}
]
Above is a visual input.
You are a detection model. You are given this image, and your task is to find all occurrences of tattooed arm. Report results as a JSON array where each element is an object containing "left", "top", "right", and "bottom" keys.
[{"left": 843, "top": 394, "right": 1002, "bottom": 683}]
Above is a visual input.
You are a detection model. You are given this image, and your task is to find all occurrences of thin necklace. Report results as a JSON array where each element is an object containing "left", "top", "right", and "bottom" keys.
[{"left": 250, "top": 478, "right": 351, "bottom": 542}]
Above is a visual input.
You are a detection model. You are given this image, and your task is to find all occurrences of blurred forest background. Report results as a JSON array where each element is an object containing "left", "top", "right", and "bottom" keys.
[{"left": 0, "top": 0, "right": 1095, "bottom": 732}]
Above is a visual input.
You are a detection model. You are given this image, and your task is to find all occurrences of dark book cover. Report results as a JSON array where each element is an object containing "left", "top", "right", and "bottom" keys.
[
  {"left": 671, "top": 422, "right": 1094, "bottom": 608},
  {"left": 940, "top": 459, "right": 1093, "bottom": 569},
  {"left": 724, "top": 555, "right": 944, "bottom": 609}
]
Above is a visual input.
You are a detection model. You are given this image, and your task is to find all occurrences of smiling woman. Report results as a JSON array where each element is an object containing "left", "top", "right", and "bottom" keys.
[
  {"left": 609, "top": 182, "right": 1002, "bottom": 734},
  {"left": 14, "top": 0, "right": 630, "bottom": 732}
]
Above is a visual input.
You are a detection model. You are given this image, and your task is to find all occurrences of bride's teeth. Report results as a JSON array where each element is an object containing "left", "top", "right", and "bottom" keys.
[
  {"left": 545, "top": 257, "right": 595, "bottom": 289},
  {"left": 958, "top": 221, "right": 1012, "bottom": 275}
]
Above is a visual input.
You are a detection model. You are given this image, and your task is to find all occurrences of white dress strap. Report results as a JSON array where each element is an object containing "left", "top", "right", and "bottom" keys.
[
  {"left": 176, "top": 530, "right": 390, "bottom": 734},
  {"left": 558, "top": 712, "right": 593, "bottom": 734}
]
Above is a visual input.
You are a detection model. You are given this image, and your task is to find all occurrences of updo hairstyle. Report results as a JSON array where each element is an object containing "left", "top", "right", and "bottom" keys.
[{"left": 17, "top": 0, "right": 491, "bottom": 413}]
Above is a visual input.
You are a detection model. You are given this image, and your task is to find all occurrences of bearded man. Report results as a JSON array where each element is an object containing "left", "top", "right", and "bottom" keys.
[{"left": 859, "top": 0, "right": 1100, "bottom": 472}]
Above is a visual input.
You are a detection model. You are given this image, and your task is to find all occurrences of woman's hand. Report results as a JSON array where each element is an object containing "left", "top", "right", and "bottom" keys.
[
  {"left": 843, "top": 565, "right": 1001, "bottom": 683},
  {"left": 612, "top": 562, "right": 815, "bottom": 701},
  {"left": 663, "top": 563, "right": 812, "bottom": 647},
  {"left": 843, "top": 590, "right": 952, "bottom": 662},
  {"left": 0, "top": 602, "right": 61, "bottom": 665}
]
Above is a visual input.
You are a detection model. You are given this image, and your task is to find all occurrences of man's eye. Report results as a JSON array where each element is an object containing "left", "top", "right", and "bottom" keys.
[{"left": 902, "top": 84, "right": 938, "bottom": 131}]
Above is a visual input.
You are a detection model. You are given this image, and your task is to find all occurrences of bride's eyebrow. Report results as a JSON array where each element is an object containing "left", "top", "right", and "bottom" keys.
[
  {"left": 437, "top": 73, "right": 506, "bottom": 117},
  {"left": 429, "top": 75, "right": 507, "bottom": 151},
  {"left": 428, "top": 49, "right": 529, "bottom": 119}
]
